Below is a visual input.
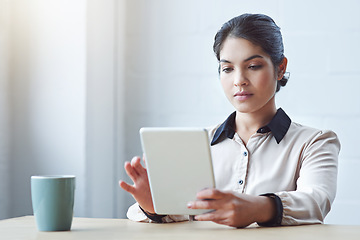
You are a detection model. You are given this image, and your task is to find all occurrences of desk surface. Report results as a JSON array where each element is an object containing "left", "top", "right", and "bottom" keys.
[{"left": 1, "top": 216, "right": 360, "bottom": 240}]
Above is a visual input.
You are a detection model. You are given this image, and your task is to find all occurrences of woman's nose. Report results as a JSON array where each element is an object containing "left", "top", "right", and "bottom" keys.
[{"left": 234, "top": 71, "right": 248, "bottom": 87}]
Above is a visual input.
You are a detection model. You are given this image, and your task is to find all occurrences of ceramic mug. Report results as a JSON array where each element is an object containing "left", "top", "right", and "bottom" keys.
[{"left": 31, "top": 175, "right": 75, "bottom": 231}]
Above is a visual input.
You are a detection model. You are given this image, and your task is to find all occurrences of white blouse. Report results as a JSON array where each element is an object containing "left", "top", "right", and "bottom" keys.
[{"left": 126, "top": 108, "right": 341, "bottom": 226}]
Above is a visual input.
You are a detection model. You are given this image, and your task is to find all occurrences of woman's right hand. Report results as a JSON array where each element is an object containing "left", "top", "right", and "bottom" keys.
[{"left": 119, "top": 156, "right": 155, "bottom": 214}]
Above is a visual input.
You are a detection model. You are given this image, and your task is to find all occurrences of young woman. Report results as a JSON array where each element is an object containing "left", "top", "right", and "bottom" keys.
[{"left": 119, "top": 13, "right": 340, "bottom": 228}]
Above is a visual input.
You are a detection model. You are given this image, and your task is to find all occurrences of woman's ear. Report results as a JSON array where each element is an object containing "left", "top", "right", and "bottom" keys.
[{"left": 277, "top": 57, "right": 288, "bottom": 80}]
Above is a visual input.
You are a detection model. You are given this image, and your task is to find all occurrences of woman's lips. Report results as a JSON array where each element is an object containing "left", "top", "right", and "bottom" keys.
[{"left": 234, "top": 91, "right": 253, "bottom": 101}]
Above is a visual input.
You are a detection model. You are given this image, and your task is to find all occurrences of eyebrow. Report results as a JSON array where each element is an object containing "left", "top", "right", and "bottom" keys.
[{"left": 219, "top": 54, "right": 264, "bottom": 64}]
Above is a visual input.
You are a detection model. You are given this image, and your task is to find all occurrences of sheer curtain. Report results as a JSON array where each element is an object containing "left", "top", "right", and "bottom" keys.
[
  {"left": 0, "top": 0, "right": 10, "bottom": 220},
  {"left": 0, "top": 0, "right": 128, "bottom": 219}
]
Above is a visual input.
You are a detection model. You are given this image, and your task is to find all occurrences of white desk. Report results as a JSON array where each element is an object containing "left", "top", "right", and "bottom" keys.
[{"left": 1, "top": 216, "right": 360, "bottom": 240}]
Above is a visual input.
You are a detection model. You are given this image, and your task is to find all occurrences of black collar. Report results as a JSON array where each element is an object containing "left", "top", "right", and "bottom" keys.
[{"left": 211, "top": 108, "right": 291, "bottom": 145}]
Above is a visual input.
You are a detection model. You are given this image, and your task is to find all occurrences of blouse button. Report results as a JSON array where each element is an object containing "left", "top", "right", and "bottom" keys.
[
  {"left": 239, "top": 180, "right": 244, "bottom": 185},
  {"left": 243, "top": 152, "right": 248, "bottom": 157}
]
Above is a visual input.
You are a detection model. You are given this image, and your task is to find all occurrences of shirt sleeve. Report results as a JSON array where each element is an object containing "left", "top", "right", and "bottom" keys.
[
  {"left": 276, "top": 130, "right": 340, "bottom": 225},
  {"left": 126, "top": 202, "right": 190, "bottom": 223}
]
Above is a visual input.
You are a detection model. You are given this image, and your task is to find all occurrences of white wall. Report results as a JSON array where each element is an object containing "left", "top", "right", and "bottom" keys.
[{"left": 123, "top": 0, "right": 360, "bottom": 224}]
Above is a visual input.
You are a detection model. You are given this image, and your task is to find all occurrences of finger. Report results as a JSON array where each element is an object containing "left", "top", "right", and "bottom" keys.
[
  {"left": 130, "top": 156, "right": 141, "bottom": 167},
  {"left": 195, "top": 211, "right": 227, "bottom": 223},
  {"left": 187, "top": 199, "right": 215, "bottom": 210},
  {"left": 142, "top": 154, "right": 146, "bottom": 167},
  {"left": 132, "top": 156, "right": 147, "bottom": 175},
  {"left": 119, "top": 180, "right": 136, "bottom": 194},
  {"left": 194, "top": 212, "right": 215, "bottom": 221},
  {"left": 124, "top": 161, "right": 140, "bottom": 181},
  {"left": 197, "top": 188, "right": 225, "bottom": 200}
]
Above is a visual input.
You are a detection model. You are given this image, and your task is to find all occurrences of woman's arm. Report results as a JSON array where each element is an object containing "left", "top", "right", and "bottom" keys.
[
  {"left": 187, "top": 189, "right": 276, "bottom": 228},
  {"left": 276, "top": 130, "right": 340, "bottom": 225}
]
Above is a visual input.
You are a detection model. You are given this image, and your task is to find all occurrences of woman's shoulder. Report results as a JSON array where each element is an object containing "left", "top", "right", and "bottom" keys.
[
  {"left": 289, "top": 121, "right": 334, "bottom": 134},
  {"left": 287, "top": 121, "right": 340, "bottom": 146}
]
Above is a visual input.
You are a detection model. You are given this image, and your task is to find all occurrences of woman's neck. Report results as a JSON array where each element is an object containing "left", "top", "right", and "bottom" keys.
[{"left": 235, "top": 101, "right": 277, "bottom": 145}]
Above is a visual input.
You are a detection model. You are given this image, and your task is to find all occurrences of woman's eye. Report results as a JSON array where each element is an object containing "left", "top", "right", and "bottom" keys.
[
  {"left": 248, "top": 65, "right": 262, "bottom": 70},
  {"left": 222, "top": 67, "right": 233, "bottom": 73}
]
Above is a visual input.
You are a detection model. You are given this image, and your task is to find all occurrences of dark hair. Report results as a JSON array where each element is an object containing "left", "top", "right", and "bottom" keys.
[{"left": 213, "top": 13, "right": 289, "bottom": 92}]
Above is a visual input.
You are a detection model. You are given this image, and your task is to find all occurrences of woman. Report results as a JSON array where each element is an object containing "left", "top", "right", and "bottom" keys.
[{"left": 119, "top": 13, "right": 340, "bottom": 228}]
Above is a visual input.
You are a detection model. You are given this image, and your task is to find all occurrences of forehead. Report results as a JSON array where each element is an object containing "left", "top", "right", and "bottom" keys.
[{"left": 219, "top": 37, "right": 269, "bottom": 61}]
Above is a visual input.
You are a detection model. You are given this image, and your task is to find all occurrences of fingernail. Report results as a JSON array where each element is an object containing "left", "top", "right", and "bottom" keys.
[{"left": 187, "top": 202, "right": 193, "bottom": 208}]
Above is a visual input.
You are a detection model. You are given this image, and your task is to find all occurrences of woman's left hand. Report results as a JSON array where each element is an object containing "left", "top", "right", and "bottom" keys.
[{"left": 187, "top": 188, "right": 275, "bottom": 228}]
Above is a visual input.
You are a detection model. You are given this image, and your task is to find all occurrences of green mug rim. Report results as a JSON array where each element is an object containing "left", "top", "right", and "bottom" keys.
[{"left": 31, "top": 175, "right": 76, "bottom": 179}]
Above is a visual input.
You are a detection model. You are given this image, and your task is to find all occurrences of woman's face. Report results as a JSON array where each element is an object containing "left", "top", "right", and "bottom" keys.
[{"left": 219, "top": 37, "right": 279, "bottom": 114}]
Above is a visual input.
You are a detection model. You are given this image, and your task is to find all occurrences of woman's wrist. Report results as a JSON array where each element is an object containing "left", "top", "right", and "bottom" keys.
[
  {"left": 256, "top": 196, "right": 276, "bottom": 223},
  {"left": 257, "top": 193, "right": 283, "bottom": 226},
  {"left": 139, "top": 205, "right": 166, "bottom": 222}
]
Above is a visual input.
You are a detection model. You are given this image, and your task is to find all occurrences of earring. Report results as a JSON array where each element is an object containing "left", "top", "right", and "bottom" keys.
[
  {"left": 283, "top": 72, "right": 290, "bottom": 79},
  {"left": 278, "top": 72, "right": 290, "bottom": 80}
]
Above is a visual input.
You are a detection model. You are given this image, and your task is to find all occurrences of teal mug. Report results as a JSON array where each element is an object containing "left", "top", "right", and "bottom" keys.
[{"left": 31, "top": 175, "right": 75, "bottom": 231}]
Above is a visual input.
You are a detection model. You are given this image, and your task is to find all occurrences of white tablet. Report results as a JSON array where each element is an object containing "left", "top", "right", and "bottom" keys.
[{"left": 140, "top": 127, "right": 215, "bottom": 215}]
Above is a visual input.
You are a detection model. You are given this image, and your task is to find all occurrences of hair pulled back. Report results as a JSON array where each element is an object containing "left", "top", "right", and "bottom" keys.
[{"left": 213, "top": 13, "right": 289, "bottom": 92}]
